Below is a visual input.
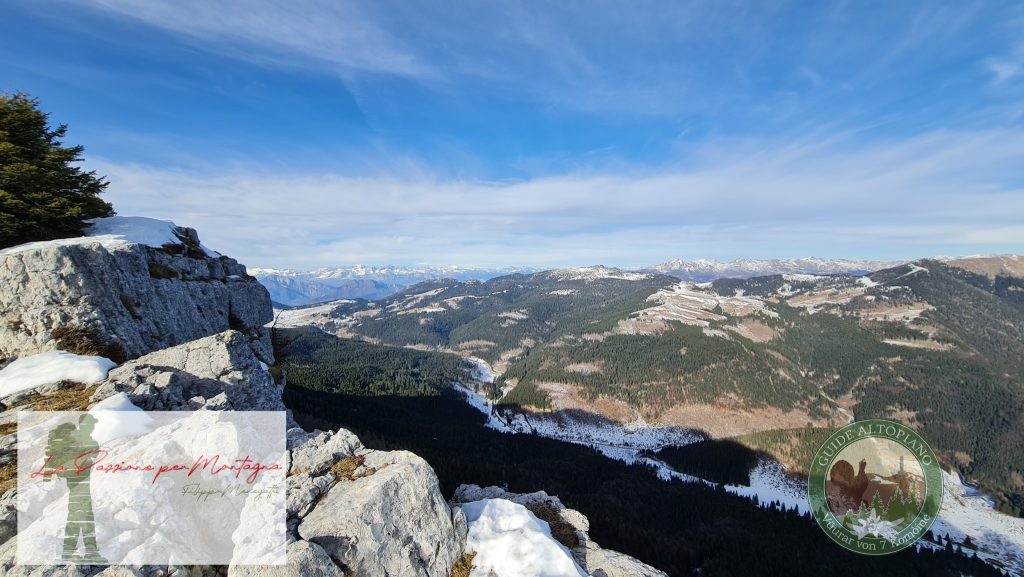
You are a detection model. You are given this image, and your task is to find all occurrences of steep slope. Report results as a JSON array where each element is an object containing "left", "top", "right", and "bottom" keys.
[{"left": 276, "top": 329, "right": 1011, "bottom": 577}]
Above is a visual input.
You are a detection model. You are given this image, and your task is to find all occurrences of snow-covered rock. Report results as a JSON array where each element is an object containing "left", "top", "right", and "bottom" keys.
[
  {"left": 88, "top": 392, "right": 154, "bottom": 444},
  {"left": 460, "top": 498, "right": 587, "bottom": 577},
  {"left": 0, "top": 216, "right": 271, "bottom": 361},
  {"left": 453, "top": 485, "right": 667, "bottom": 577},
  {"left": 0, "top": 350, "right": 116, "bottom": 398}
]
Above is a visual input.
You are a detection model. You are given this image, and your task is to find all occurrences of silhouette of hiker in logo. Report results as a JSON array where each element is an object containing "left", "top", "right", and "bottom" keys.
[{"left": 45, "top": 414, "right": 106, "bottom": 564}]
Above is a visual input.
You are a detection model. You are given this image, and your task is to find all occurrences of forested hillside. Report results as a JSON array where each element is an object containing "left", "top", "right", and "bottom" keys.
[
  {"left": 275, "top": 329, "right": 1002, "bottom": 577},
  {"left": 288, "top": 260, "right": 1024, "bottom": 515}
]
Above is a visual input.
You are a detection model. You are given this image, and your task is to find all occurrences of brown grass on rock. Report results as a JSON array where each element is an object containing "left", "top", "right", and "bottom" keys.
[
  {"left": 525, "top": 503, "right": 579, "bottom": 548},
  {"left": 50, "top": 325, "right": 127, "bottom": 363},
  {"left": 449, "top": 552, "right": 476, "bottom": 577},
  {"left": 10, "top": 382, "right": 98, "bottom": 411},
  {"left": 0, "top": 461, "right": 15, "bottom": 495},
  {"left": 329, "top": 454, "right": 376, "bottom": 484}
]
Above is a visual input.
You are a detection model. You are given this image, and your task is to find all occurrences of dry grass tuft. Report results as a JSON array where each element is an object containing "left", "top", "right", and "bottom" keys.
[
  {"left": 50, "top": 325, "right": 127, "bottom": 363},
  {"left": 330, "top": 454, "right": 375, "bottom": 483},
  {"left": 449, "top": 552, "right": 476, "bottom": 577},
  {"left": 11, "top": 382, "right": 98, "bottom": 411},
  {"left": 0, "top": 461, "right": 16, "bottom": 495},
  {"left": 526, "top": 503, "right": 580, "bottom": 548}
]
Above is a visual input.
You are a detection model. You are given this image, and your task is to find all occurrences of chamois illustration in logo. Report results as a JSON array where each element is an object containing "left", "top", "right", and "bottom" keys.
[{"left": 44, "top": 414, "right": 106, "bottom": 564}]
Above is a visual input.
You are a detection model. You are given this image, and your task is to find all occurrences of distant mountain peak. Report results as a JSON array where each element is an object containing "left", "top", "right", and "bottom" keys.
[
  {"left": 545, "top": 265, "right": 653, "bottom": 281},
  {"left": 937, "top": 254, "right": 1024, "bottom": 279},
  {"left": 649, "top": 257, "right": 902, "bottom": 281},
  {"left": 252, "top": 265, "right": 534, "bottom": 306}
]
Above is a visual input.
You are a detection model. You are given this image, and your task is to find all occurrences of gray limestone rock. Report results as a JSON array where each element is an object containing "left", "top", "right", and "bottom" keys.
[
  {"left": 0, "top": 230, "right": 271, "bottom": 362},
  {"left": 299, "top": 450, "right": 463, "bottom": 577}
]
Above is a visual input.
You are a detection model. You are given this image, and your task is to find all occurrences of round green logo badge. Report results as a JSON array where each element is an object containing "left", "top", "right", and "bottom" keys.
[{"left": 808, "top": 419, "right": 942, "bottom": 555}]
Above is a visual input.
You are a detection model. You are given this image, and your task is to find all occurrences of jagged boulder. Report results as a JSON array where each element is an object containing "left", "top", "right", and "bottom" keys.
[
  {"left": 0, "top": 219, "right": 272, "bottom": 362},
  {"left": 90, "top": 330, "right": 282, "bottom": 411},
  {"left": 299, "top": 450, "right": 465, "bottom": 577},
  {"left": 229, "top": 540, "right": 345, "bottom": 577},
  {"left": 453, "top": 485, "right": 667, "bottom": 577}
]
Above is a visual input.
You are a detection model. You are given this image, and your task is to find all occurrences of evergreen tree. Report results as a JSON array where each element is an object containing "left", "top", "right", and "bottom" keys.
[
  {"left": 0, "top": 92, "right": 113, "bottom": 248},
  {"left": 886, "top": 487, "right": 907, "bottom": 522},
  {"left": 870, "top": 490, "right": 885, "bottom": 515}
]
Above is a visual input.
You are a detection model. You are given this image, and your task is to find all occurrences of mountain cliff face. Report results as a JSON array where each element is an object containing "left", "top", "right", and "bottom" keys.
[
  {"left": 0, "top": 218, "right": 654, "bottom": 577},
  {"left": 0, "top": 218, "right": 272, "bottom": 362}
]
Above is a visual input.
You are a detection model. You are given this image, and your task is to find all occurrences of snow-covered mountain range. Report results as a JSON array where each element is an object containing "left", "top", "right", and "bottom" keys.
[
  {"left": 255, "top": 259, "right": 903, "bottom": 306},
  {"left": 647, "top": 257, "right": 901, "bottom": 281},
  {"left": 252, "top": 265, "right": 529, "bottom": 306}
]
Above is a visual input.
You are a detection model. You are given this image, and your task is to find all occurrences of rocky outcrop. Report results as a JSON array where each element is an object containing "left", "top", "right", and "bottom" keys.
[
  {"left": 453, "top": 485, "right": 668, "bottom": 577},
  {"left": 298, "top": 450, "right": 465, "bottom": 577},
  {"left": 90, "top": 330, "right": 282, "bottom": 411},
  {"left": 0, "top": 219, "right": 668, "bottom": 577},
  {"left": 1, "top": 329, "right": 466, "bottom": 577},
  {"left": 0, "top": 329, "right": 670, "bottom": 577},
  {"left": 0, "top": 224, "right": 272, "bottom": 362}
]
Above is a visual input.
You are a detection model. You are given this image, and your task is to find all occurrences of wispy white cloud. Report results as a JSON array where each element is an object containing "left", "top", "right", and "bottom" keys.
[
  {"left": 58, "top": 0, "right": 1018, "bottom": 129},
  {"left": 95, "top": 127, "right": 1024, "bottom": 268},
  {"left": 987, "top": 43, "right": 1024, "bottom": 85},
  {"left": 78, "top": 0, "right": 431, "bottom": 77}
]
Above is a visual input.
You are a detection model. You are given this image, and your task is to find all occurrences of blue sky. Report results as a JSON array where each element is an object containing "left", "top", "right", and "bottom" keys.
[{"left": 2, "top": 1, "right": 1023, "bottom": 268}]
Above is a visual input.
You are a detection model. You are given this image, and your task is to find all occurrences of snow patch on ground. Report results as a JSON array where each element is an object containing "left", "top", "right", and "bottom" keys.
[
  {"left": 454, "top": 359, "right": 700, "bottom": 452},
  {"left": 272, "top": 300, "right": 354, "bottom": 328},
  {"left": 930, "top": 471, "right": 1024, "bottom": 574},
  {"left": 465, "top": 357, "right": 497, "bottom": 384},
  {"left": 630, "top": 282, "right": 775, "bottom": 329},
  {"left": 460, "top": 498, "right": 586, "bottom": 577},
  {"left": 548, "top": 266, "right": 651, "bottom": 281},
  {"left": 0, "top": 216, "right": 218, "bottom": 257},
  {"left": 0, "top": 351, "right": 116, "bottom": 398},
  {"left": 89, "top": 393, "right": 155, "bottom": 445},
  {"left": 725, "top": 461, "right": 809, "bottom": 514},
  {"left": 384, "top": 287, "right": 449, "bottom": 314},
  {"left": 782, "top": 274, "right": 820, "bottom": 282},
  {"left": 858, "top": 276, "right": 879, "bottom": 288}
]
